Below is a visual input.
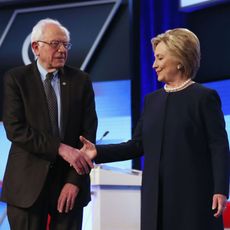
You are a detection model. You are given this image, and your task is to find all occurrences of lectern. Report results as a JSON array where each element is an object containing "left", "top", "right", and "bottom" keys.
[{"left": 86, "top": 165, "right": 142, "bottom": 230}]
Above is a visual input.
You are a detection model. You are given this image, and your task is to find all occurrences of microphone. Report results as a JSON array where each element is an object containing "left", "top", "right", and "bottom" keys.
[{"left": 97, "top": 131, "right": 109, "bottom": 144}]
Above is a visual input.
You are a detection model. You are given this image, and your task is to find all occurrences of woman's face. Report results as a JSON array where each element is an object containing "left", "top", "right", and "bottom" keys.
[{"left": 153, "top": 41, "right": 180, "bottom": 84}]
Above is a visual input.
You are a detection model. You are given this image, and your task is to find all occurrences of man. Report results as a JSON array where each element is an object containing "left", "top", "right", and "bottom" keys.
[{"left": 1, "top": 18, "right": 97, "bottom": 230}]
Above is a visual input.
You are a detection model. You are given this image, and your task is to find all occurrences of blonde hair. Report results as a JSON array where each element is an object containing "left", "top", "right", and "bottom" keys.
[{"left": 151, "top": 28, "right": 200, "bottom": 79}]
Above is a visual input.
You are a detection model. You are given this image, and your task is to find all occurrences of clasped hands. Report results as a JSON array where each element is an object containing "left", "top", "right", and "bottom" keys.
[{"left": 58, "top": 136, "right": 96, "bottom": 175}]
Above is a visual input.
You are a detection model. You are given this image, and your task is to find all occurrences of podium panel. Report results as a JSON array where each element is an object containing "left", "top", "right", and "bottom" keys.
[{"left": 87, "top": 165, "right": 142, "bottom": 230}]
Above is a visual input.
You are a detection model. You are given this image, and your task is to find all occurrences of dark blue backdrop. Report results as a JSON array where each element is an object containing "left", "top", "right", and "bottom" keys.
[{"left": 140, "top": 0, "right": 186, "bottom": 106}]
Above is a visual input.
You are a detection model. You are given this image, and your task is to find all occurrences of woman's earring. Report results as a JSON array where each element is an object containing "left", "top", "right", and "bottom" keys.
[{"left": 177, "top": 64, "right": 182, "bottom": 70}]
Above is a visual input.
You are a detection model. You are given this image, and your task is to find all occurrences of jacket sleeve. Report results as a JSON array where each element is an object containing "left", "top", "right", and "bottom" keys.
[
  {"left": 65, "top": 76, "right": 98, "bottom": 186},
  {"left": 201, "top": 89, "right": 230, "bottom": 197},
  {"left": 95, "top": 115, "right": 144, "bottom": 164}
]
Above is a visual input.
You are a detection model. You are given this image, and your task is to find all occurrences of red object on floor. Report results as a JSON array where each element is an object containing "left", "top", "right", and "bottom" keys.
[
  {"left": 223, "top": 202, "right": 230, "bottom": 228},
  {"left": 46, "top": 214, "right": 51, "bottom": 230}
]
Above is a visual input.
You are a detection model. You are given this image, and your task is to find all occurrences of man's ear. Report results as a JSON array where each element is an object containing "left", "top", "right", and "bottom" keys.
[{"left": 31, "top": 41, "right": 39, "bottom": 56}]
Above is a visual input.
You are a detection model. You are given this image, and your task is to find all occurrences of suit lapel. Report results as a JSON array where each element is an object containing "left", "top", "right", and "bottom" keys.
[
  {"left": 59, "top": 68, "right": 70, "bottom": 139},
  {"left": 30, "top": 63, "right": 70, "bottom": 138},
  {"left": 31, "top": 62, "right": 52, "bottom": 131}
]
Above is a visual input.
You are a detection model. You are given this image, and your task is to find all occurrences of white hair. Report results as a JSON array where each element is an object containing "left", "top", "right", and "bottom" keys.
[{"left": 30, "top": 18, "right": 70, "bottom": 43}]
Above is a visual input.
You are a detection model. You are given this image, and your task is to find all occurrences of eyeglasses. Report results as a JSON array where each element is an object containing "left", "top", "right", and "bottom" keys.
[{"left": 37, "top": 40, "right": 72, "bottom": 50}]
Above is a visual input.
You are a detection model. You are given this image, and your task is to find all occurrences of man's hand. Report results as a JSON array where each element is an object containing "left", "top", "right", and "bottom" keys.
[
  {"left": 58, "top": 143, "right": 93, "bottom": 174},
  {"left": 57, "top": 183, "right": 79, "bottom": 213},
  {"left": 212, "top": 194, "right": 227, "bottom": 218},
  {"left": 79, "top": 136, "right": 97, "bottom": 160}
]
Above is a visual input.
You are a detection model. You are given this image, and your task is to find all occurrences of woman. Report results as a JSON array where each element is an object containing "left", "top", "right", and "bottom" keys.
[{"left": 80, "top": 28, "right": 230, "bottom": 230}]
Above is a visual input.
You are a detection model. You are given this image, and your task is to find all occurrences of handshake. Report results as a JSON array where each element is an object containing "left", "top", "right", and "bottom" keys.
[{"left": 58, "top": 136, "right": 97, "bottom": 175}]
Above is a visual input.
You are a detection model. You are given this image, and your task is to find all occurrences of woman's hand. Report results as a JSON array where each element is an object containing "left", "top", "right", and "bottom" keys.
[
  {"left": 58, "top": 143, "right": 93, "bottom": 174},
  {"left": 212, "top": 194, "right": 227, "bottom": 218},
  {"left": 79, "top": 136, "right": 97, "bottom": 160}
]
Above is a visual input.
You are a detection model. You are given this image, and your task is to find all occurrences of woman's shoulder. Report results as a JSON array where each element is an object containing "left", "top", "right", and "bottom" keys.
[
  {"left": 146, "top": 87, "right": 165, "bottom": 98},
  {"left": 143, "top": 88, "right": 167, "bottom": 106},
  {"left": 143, "top": 83, "right": 218, "bottom": 103},
  {"left": 185, "top": 83, "right": 222, "bottom": 110},
  {"left": 192, "top": 82, "right": 214, "bottom": 93}
]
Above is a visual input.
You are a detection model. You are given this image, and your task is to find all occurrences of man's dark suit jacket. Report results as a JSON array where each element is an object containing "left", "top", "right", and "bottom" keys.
[{"left": 1, "top": 61, "right": 97, "bottom": 208}]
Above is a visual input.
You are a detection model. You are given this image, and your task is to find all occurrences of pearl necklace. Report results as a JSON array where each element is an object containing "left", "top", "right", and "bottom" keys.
[{"left": 164, "top": 78, "right": 195, "bottom": 93}]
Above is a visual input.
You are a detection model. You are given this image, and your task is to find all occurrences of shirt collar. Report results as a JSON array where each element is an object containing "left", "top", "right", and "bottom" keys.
[{"left": 36, "top": 60, "right": 58, "bottom": 81}]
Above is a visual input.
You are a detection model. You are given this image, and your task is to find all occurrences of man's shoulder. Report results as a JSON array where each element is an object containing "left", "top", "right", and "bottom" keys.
[
  {"left": 62, "top": 65, "right": 91, "bottom": 83},
  {"left": 5, "top": 63, "right": 34, "bottom": 77},
  {"left": 63, "top": 65, "right": 88, "bottom": 77}
]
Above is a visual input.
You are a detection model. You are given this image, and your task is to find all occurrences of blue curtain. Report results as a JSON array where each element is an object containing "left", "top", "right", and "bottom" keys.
[
  {"left": 140, "top": 0, "right": 186, "bottom": 107},
  {"left": 139, "top": 0, "right": 186, "bottom": 169}
]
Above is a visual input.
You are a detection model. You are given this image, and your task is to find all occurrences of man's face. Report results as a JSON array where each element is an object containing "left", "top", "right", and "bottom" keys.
[{"left": 32, "top": 24, "right": 69, "bottom": 72}]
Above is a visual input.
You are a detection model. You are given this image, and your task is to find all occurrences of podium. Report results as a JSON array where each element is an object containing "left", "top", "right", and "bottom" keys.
[{"left": 87, "top": 165, "right": 142, "bottom": 230}]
